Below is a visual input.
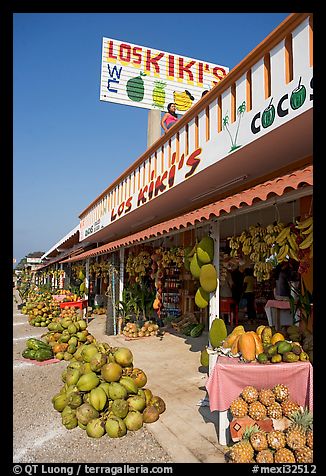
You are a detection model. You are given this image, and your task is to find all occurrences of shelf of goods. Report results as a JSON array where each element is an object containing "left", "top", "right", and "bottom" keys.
[{"left": 160, "top": 267, "right": 181, "bottom": 318}]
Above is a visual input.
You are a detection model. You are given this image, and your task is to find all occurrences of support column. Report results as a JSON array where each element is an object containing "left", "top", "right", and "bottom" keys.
[
  {"left": 208, "top": 220, "right": 220, "bottom": 375},
  {"left": 119, "top": 248, "right": 125, "bottom": 303},
  {"left": 147, "top": 110, "right": 162, "bottom": 147},
  {"left": 85, "top": 258, "right": 90, "bottom": 322}
]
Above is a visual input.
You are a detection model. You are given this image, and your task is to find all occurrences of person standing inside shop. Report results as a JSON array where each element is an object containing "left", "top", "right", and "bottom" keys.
[
  {"left": 242, "top": 267, "right": 257, "bottom": 323},
  {"left": 231, "top": 266, "right": 243, "bottom": 306},
  {"left": 161, "top": 103, "right": 179, "bottom": 133}
]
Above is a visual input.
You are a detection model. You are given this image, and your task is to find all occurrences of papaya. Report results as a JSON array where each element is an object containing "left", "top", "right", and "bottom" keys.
[
  {"left": 209, "top": 318, "right": 227, "bottom": 349},
  {"left": 222, "top": 325, "right": 245, "bottom": 348},
  {"left": 230, "top": 334, "right": 241, "bottom": 355},
  {"left": 238, "top": 332, "right": 256, "bottom": 362},
  {"left": 247, "top": 331, "right": 264, "bottom": 357}
]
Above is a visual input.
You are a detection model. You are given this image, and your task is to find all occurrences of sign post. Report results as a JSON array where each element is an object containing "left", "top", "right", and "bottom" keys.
[{"left": 147, "top": 109, "right": 161, "bottom": 147}]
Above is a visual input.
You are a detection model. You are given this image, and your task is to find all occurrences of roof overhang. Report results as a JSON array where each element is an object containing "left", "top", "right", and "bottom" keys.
[{"left": 60, "top": 164, "right": 312, "bottom": 264}]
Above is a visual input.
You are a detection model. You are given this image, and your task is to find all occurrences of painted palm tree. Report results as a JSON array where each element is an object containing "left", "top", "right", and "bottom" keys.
[{"left": 223, "top": 101, "right": 246, "bottom": 152}]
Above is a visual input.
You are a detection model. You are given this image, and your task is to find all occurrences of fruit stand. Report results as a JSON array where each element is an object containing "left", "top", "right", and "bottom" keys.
[{"left": 206, "top": 355, "right": 313, "bottom": 445}]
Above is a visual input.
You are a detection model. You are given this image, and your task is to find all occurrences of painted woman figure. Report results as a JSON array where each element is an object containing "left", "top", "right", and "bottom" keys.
[{"left": 161, "top": 103, "right": 178, "bottom": 133}]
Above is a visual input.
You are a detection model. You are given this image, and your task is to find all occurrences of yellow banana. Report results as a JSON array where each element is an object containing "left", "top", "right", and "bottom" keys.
[
  {"left": 296, "top": 216, "right": 313, "bottom": 230},
  {"left": 299, "top": 232, "right": 313, "bottom": 249},
  {"left": 277, "top": 244, "right": 289, "bottom": 262},
  {"left": 276, "top": 226, "right": 291, "bottom": 244},
  {"left": 288, "top": 247, "right": 299, "bottom": 261},
  {"left": 301, "top": 224, "right": 313, "bottom": 235},
  {"left": 287, "top": 232, "right": 299, "bottom": 251}
]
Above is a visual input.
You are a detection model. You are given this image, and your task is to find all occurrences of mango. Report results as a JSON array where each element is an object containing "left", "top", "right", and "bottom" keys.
[
  {"left": 277, "top": 341, "right": 292, "bottom": 354},
  {"left": 282, "top": 351, "right": 299, "bottom": 363},
  {"left": 271, "top": 354, "right": 282, "bottom": 363}
]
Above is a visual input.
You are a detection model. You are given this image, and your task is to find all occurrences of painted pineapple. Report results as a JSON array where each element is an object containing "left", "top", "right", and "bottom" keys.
[
  {"left": 248, "top": 401, "right": 267, "bottom": 420},
  {"left": 267, "top": 402, "right": 283, "bottom": 419},
  {"left": 228, "top": 427, "right": 255, "bottom": 463},
  {"left": 258, "top": 388, "right": 275, "bottom": 406},
  {"left": 294, "top": 446, "right": 313, "bottom": 463},
  {"left": 272, "top": 384, "right": 289, "bottom": 402},
  {"left": 267, "top": 430, "right": 286, "bottom": 450},
  {"left": 152, "top": 81, "right": 167, "bottom": 108},
  {"left": 241, "top": 386, "right": 259, "bottom": 403},
  {"left": 256, "top": 449, "right": 274, "bottom": 463},
  {"left": 229, "top": 397, "right": 248, "bottom": 418},
  {"left": 249, "top": 425, "right": 268, "bottom": 451},
  {"left": 281, "top": 399, "right": 301, "bottom": 418},
  {"left": 286, "top": 408, "right": 313, "bottom": 451},
  {"left": 274, "top": 448, "right": 296, "bottom": 463}
]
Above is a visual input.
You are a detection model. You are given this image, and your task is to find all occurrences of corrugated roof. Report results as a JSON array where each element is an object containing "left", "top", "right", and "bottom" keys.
[{"left": 61, "top": 165, "right": 312, "bottom": 264}]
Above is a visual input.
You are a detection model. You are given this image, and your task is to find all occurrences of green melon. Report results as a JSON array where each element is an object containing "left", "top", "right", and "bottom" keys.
[
  {"left": 195, "top": 287, "right": 209, "bottom": 308},
  {"left": 209, "top": 318, "right": 227, "bottom": 349},
  {"left": 199, "top": 263, "right": 218, "bottom": 292},
  {"left": 190, "top": 252, "right": 203, "bottom": 279},
  {"left": 196, "top": 236, "right": 214, "bottom": 264}
]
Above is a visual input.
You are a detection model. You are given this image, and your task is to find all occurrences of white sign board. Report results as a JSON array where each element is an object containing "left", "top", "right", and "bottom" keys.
[
  {"left": 100, "top": 37, "right": 229, "bottom": 114},
  {"left": 26, "top": 257, "right": 43, "bottom": 264}
]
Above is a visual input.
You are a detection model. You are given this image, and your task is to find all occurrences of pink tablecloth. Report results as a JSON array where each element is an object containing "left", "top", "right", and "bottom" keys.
[
  {"left": 206, "top": 355, "right": 313, "bottom": 412},
  {"left": 265, "top": 299, "right": 290, "bottom": 309}
]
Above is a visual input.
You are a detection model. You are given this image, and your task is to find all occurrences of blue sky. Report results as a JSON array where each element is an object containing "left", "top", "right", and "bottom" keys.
[{"left": 13, "top": 12, "right": 289, "bottom": 264}]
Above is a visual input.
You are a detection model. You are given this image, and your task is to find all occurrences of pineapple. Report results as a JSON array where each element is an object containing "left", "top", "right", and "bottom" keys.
[
  {"left": 272, "top": 384, "right": 289, "bottom": 402},
  {"left": 228, "top": 427, "right": 255, "bottom": 463},
  {"left": 258, "top": 388, "right": 275, "bottom": 406},
  {"left": 267, "top": 402, "right": 283, "bottom": 419},
  {"left": 230, "top": 397, "right": 248, "bottom": 418},
  {"left": 281, "top": 399, "right": 301, "bottom": 418},
  {"left": 241, "top": 386, "right": 259, "bottom": 403},
  {"left": 248, "top": 401, "right": 267, "bottom": 420},
  {"left": 249, "top": 425, "right": 268, "bottom": 451},
  {"left": 294, "top": 446, "right": 313, "bottom": 463},
  {"left": 306, "top": 429, "right": 313, "bottom": 449},
  {"left": 274, "top": 448, "right": 296, "bottom": 463},
  {"left": 286, "top": 408, "right": 313, "bottom": 451},
  {"left": 267, "top": 430, "right": 286, "bottom": 449},
  {"left": 256, "top": 449, "right": 274, "bottom": 463}
]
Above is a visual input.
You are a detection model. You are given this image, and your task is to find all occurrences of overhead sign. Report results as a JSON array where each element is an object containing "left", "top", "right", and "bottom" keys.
[
  {"left": 100, "top": 37, "right": 229, "bottom": 114},
  {"left": 26, "top": 257, "right": 43, "bottom": 264}
]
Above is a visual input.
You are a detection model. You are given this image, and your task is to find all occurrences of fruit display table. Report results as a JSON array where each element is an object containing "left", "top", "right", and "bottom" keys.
[
  {"left": 59, "top": 299, "right": 88, "bottom": 310},
  {"left": 52, "top": 294, "right": 66, "bottom": 302},
  {"left": 205, "top": 355, "right": 313, "bottom": 445},
  {"left": 264, "top": 299, "right": 292, "bottom": 329},
  {"left": 59, "top": 299, "right": 88, "bottom": 320}
]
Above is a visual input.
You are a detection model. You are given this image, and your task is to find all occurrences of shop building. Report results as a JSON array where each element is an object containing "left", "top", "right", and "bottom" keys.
[{"left": 37, "top": 12, "right": 313, "bottom": 341}]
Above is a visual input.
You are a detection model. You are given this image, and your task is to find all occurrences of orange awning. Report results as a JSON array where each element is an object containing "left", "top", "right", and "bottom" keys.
[{"left": 60, "top": 165, "right": 312, "bottom": 264}]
